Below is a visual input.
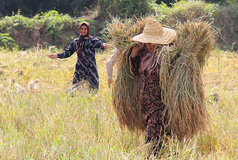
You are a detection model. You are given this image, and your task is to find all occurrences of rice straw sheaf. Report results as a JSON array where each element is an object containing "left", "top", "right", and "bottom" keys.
[
  {"left": 104, "top": 16, "right": 152, "bottom": 132},
  {"left": 112, "top": 43, "right": 146, "bottom": 132},
  {"left": 102, "top": 16, "right": 148, "bottom": 49},
  {"left": 159, "top": 21, "right": 215, "bottom": 140},
  {"left": 105, "top": 17, "right": 215, "bottom": 140}
]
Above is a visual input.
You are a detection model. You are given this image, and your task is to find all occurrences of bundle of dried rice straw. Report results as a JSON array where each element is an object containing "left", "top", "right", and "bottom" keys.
[{"left": 103, "top": 16, "right": 215, "bottom": 140}]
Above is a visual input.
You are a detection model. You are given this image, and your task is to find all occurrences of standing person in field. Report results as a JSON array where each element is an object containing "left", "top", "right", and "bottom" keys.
[
  {"left": 48, "top": 22, "right": 107, "bottom": 91},
  {"left": 130, "top": 18, "right": 176, "bottom": 151}
]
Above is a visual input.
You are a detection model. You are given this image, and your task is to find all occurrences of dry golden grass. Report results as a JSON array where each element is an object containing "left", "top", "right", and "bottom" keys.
[{"left": 0, "top": 47, "right": 237, "bottom": 159}]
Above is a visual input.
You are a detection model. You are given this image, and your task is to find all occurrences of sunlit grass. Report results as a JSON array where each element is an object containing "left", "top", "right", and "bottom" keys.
[{"left": 0, "top": 47, "right": 237, "bottom": 159}]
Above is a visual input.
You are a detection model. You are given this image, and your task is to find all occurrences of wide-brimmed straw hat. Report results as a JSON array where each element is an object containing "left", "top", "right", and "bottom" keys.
[{"left": 132, "top": 18, "right": 177, "bottom": 44}]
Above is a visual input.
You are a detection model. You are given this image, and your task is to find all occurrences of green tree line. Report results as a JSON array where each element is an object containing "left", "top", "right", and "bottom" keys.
[{"left": 0, "top": 0, "right": 95, "bottom": 17}]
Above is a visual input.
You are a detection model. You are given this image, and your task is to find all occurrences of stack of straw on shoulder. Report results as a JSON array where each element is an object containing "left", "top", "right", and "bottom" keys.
[{"left": 103, "top": 16, "right": 215, "bottom": 140}]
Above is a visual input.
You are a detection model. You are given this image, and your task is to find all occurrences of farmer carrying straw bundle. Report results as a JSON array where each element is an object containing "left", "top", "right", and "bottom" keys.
[
  {"left": 108, "top": 17, "right": 214, "bottom": 155},
  {"left": 130, "top": 18, "right": 177, "bottom": 149}
]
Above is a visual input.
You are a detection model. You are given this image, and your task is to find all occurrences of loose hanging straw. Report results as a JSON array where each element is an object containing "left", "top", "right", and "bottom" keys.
[{"left": 159, "top": 21, "right": 215, "bottom": 140}]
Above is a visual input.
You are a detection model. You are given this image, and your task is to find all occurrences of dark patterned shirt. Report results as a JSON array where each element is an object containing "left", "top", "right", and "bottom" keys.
[
  {"left": 131, "top": 52, "right": 171, "bottom": 141},
  {"left": 57, "top": 37, "right": 105, "bottom": 90}
]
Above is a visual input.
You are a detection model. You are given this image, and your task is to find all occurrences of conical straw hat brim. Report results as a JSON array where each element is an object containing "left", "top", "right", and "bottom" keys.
[{"left": 132, "top": 27, "right": 177, "bottom": 44}]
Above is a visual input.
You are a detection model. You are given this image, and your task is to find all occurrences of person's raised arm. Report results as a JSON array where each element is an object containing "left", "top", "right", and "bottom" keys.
[
  {"left": 48, "top": 39, "right": 77, "bottom": 59},
  {"left": 106, "top": 49, "right": 117, "bottom": 88},
  {"left": 57, "top": 39, "right": 77, "bottom": 58},
  {"left": 130, "top": 44, "right": 144, "bottom": 74},
  {"left": 131, "top": 44, "right": 144, "bottom": 58},
  {"left": 106, "top": 57, "right": 113, "bottom": 88},
  {"left": 90, "top": 37, "right": 106, "bottom": 50}
]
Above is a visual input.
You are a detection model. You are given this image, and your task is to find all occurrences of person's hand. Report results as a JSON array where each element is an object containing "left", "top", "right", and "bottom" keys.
[
  {"left": 103, "top": 43, "right": 108, "bottom": 50},
  {"left": 48, "top": 54, "right": 57, "bottom": 59},
  {"left": 108, "top": 79, "right": 113, "bottom": 88},
  {"left": 131, "top": 43, "right": 144, "bottom": 57}
]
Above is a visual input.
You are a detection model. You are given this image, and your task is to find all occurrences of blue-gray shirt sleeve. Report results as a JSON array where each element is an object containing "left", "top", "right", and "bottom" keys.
[
  {"left": 91, "top": 37, "right": 105, "bottom": 50},
  {"left": 57, "top": 39, "right": 77, "bottom": 58}
]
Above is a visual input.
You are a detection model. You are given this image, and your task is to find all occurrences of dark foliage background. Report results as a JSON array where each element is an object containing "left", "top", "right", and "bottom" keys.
[{"left": 1, "top": 0, "right": 230, "bottom": 18}]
